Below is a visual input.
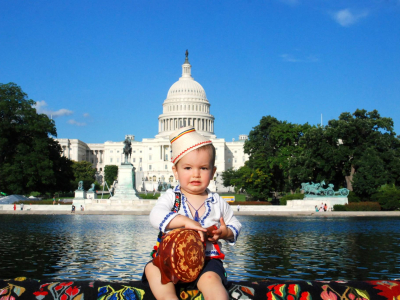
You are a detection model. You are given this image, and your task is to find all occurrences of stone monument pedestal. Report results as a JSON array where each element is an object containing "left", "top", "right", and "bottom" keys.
[
  {"left": 86, "top": 191, "right": 97, "bottom": 199},
  {"left": 74, "top": 190, "right": 86, "bottom": 200},
  {"left": 110, "top": 164, "right": 139, "bottom": 200}
]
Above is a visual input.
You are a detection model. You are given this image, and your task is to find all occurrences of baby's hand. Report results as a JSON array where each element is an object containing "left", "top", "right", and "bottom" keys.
[
  {"left": 207, "top": 217, "right": 229, "bottom": 243},
  {"left": 184, "top": 218, "right": 207, "bottom": 242}
]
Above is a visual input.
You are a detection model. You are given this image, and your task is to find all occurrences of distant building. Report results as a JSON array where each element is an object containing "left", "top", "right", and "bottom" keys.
[{"left": 57, "top": 54, "right": 248, "bottom": 192}]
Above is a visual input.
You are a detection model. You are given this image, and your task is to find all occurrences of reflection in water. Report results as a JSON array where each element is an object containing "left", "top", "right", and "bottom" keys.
[{"left": 0, "top": 215, "right": 399, "bottom": 282}]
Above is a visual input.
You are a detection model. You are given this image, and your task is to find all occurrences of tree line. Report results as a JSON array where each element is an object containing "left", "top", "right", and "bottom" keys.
[
  {"left": 222, "top": 110, "right": 400, "bottom": 208},
  {"left": 0, "top": 83, "right": 119, "bottom": 197}
]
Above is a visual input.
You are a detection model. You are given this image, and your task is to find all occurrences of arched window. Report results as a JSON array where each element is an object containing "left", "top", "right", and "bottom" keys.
[{"left": 153, "top": 175, "right": 157, "bottom": 182}]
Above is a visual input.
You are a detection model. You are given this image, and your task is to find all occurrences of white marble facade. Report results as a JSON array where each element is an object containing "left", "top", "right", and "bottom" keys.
[{"left": 57, "top": 55, "right": 248, "bottom": 192}]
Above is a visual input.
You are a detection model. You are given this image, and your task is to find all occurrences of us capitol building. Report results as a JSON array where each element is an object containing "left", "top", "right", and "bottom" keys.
[{"left": 57, "top": 53, "right": 248, "bottom": 192}]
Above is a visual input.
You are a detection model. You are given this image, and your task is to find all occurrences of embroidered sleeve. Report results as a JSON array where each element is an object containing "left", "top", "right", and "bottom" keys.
[
  {"left": 219, "top": 194, "right": 242, "bottom": 245},
  {"left": 149, "top": 190, "right": 179, "bottom": 232}
]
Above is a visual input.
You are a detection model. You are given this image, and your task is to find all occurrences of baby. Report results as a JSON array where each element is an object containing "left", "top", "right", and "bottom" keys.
[{"left": 143, "top": 126, "right": 242, "bottom": 300}]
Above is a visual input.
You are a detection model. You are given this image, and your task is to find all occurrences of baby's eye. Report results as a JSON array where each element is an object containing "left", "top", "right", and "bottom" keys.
[
  {"left": 184, "top": 167, "right": 191, "bottom": 170},
  {"left": 201, "top": 167, "right": 209, "bottom": 170}
]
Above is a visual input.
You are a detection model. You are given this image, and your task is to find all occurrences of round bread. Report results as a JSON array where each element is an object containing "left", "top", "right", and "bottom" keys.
[{"left": 152, "top": 228, "right": 205, "bottom": 284}]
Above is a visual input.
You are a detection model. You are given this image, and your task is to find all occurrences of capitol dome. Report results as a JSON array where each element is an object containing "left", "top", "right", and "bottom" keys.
[{"left": 156, "top": 52, "right": 216, "bottom": 139}]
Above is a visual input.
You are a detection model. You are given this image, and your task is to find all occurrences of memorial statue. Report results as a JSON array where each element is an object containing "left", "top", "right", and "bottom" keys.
[
  {"left": 185, "top": 49, "right": 189, "bottom": 58},
  {"left": 77, "top": 181, "right": 84, "bottom": 191},
  {"left": 88, "top": 183, "right": 96, "bottom": 191},
  {"left": 301, "top": 181, "right": 349, "bottom": 197},
  {"left": 122, "top": 138, "right": 132, "bottom": 164}
]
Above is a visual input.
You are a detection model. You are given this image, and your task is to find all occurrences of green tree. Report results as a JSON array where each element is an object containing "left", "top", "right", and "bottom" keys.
[
  {"left": 71, "top": 161, "right": 96, "bottom": 190},
  {"left": 104, "top": 165, "right": 118, "bottom": 187},
  {"left": 244, "top": 116, "right": 310, "bottom": 193},
  {"left": 295, "top": 109, "right": 400, "bottom": 198},
  {"left": 0, "top": 82, "right": 74, "bottom": 195}
]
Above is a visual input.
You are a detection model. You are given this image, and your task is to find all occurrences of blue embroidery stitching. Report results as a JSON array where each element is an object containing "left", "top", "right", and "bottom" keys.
[
  {"left": 181, "top": 193, "right": 190, "bottom": 218},
  {"left": 159, "top": 211, "right": 175, "bottom": 231},
  {"left": 201, "top": 201, "right": 211, "bottom": 226},
  {"left": 227, "top": 225, "right": 239, "bottom": 241}
]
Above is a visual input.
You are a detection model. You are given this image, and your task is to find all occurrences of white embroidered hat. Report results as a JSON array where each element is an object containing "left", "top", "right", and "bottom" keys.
[{"left": 169, "top": 126, "right": 212, "bottom": 165}]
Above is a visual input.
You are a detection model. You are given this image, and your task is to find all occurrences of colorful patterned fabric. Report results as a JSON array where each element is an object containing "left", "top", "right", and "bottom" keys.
[{"left": 1, "top": 278, "right": 400, "bottom": 300}]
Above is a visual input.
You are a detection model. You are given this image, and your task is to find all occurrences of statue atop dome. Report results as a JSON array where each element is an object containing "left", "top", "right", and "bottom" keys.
[{"left": 185, "top": 49, "right": 189, "bottom": 58}]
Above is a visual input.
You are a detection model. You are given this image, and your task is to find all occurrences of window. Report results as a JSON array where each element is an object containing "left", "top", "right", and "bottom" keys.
[
  {"left": 169, "top": 175, "right": 174, "bottom": 182},
  {"left": 117, "top": 158, "right": 119, "bottom": 163},
  {"left": 110, "top": 158, "right": 113, "bottom": 163},
  {"left": 149, "top": 155, "right": 152, "bottom": 160},
  {"left": 228, "top": 158, "right": 231, "bottom": 163},
  {"left": 100, "top": 168, "right": 102, "bottom": 171},
  {"left": 117, "top": 151, "right": 119, "bottom": 153},
  {"left": 133, "top": 150, "right": 136, "bottom": 153},
  {"left": 110, "top": 150, "right": 113, "bottom": 153},
  {"left": 140, "top": 151, "right": 142, "bottom": 153},
  {"left": 140, "top": 167, "right": 142, "bottom": 171},
  {"left": 133, "top": 158, "right": 136, "bottom": 163},
  {"left": 149, "top": 165, "right": 152, "bottom": 170},
  {"left": 165, "top": 165, "right": 167, "bottom": 169},
  {"left": 165, "top": 154, "right": 168, "bottom": 161},
  {"left": 153, "top": 175, "right": 157, "bottom": 182},
  {"left": 235, "top": 159, "right": 237, "bottom": 163},
  {"left": 140, "top": 158, "right": 142, "bottom": 162},
  {"left": 149, "top": 147, "right": 152, "bottom": 150}
]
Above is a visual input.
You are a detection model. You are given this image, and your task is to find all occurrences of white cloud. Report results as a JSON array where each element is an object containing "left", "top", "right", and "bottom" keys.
[
  {"left": 332, "top": 8, "right": 369, "bottom": 27},
  {"left": 280, "top": 53, "right": 320, "bottom": 63},
  {"left": 83, "top": 113, "right": 90, "bottom": 118},
  {"left": 67, "top": 119, "right": 87, "bottom": 126},
  {"left": 33, "top": 100, "right": 73, "bottom": 118}
]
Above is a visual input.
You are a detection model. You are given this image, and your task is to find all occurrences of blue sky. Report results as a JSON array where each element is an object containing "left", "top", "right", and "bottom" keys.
[{"left": 1, "top": 0, "right": 399, "bottom": 143}]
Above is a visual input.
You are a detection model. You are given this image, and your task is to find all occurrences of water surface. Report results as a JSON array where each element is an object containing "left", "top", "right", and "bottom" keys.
[{"left": 0, "top": 215, "right": 399, "bottom": 282}]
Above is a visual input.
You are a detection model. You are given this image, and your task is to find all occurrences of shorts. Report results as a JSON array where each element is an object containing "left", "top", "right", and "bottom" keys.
[{"left": 141, "top": 259, "right": 228, "bottom": 289}]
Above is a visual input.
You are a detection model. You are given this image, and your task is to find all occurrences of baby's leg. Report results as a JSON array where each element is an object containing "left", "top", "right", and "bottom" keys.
[
  {"left": 145, "top": 263, "right": 178, "bottom": 300},
  {"left": 197, "top": 271, "right": 229, "bottom": 300}
]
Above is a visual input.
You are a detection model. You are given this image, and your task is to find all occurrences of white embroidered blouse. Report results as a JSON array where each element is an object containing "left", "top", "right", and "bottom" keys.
[{"left": 149, "top": 185, "right": 242, "bottom": 259}]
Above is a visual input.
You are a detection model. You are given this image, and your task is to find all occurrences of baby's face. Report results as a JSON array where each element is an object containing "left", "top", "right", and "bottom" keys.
[{"left": 172, "top": 148, "right": 216, "bottom": 196}]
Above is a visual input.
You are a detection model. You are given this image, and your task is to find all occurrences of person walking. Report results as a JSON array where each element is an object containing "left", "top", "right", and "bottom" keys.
[{"left": 20, "top": 203, "right": 24, "bottom": 211}]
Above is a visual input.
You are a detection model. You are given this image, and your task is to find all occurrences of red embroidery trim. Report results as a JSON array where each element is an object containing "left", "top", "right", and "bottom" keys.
[{"left": 172, "top": 141, "right": 212, "bottom": 163}]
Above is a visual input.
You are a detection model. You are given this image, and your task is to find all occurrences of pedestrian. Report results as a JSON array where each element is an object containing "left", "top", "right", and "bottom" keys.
[
  {"left": 20, "top": 203, "right": 24, "bottom": 211},
  {"left": 53, "top": 196, "right": 55, "bottom": 205},
  {"left": 13, "top": 203, "right": 16, "bottom": 210},
  {"left": 324, "top": 203, "right": 327, "bottom": 212},
  {"left": 81, "top": 205, "right": 84, "bottom": 211},
  {"left": 237, "top": 204, "right": 240, "bottom": 212},
  {"left": 71, "top": 205, "right": 75, "bottom": 213},
  {"left": 315, "top": 205, "right": 319, "bottom": 212}
]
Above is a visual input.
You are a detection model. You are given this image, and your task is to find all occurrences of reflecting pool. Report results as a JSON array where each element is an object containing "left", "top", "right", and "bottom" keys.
[{"left": 0, "top": 215, "right": 399, "bottom": 282}]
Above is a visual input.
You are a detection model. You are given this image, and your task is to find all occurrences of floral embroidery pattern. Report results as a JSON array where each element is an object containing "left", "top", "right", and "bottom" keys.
[
  {"left": 98, "top": 285, "right": 145, "bottom": 300},
  {"left": 368, "top": 280, "right": 400, "bottom": 299},
  {"left": 0, "top": 283, "right": 26, "bottom": 300},
  {"left": 267, "top": 283, "right": 312, "bottom": 300},
  {"left": 320, "top": 284, "right": 369, "bottom": 300},
  {"left": 33, "top": 282, "right": 83, "bottom": 300}
]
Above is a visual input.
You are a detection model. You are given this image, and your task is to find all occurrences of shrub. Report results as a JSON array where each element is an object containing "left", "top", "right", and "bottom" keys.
[
  {"left": 333, "top": 204, "right": 346, "bottom": 211},
  {"left": 348, "top": 191, "right": 361, "bottom": 203},
  {"left": 371, "top": 184, "right": 400, "bottom": 211},
  {"left": 346, "top": 202, "right": 381, "bottom": 211},
  {"left": 334, "top": 202, "right": 381, "bottom": 211},
  {"left": 280, "top": 198, "right": 287, "bottom": 206}
]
